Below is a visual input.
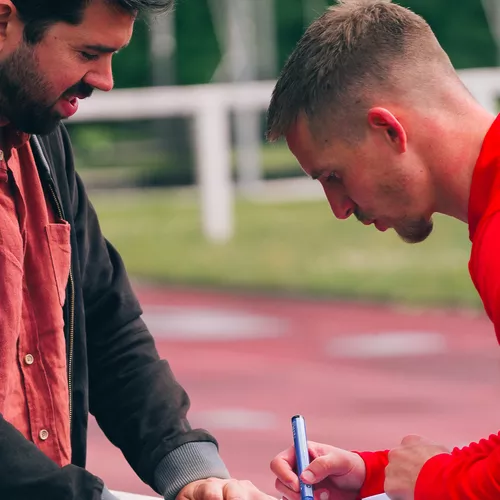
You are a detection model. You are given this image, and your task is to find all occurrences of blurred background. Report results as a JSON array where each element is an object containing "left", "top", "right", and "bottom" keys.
[{"left": 72, "top": 0, "right": 500, "bottom": 497}]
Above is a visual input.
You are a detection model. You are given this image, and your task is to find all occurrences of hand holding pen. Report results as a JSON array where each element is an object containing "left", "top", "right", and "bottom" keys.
[{"left": 270, "top": 416, "right": 368, "bottom": 500}]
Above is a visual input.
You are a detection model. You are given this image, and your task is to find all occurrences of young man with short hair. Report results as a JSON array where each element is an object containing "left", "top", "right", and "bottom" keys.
[{"left": 268, "top": 1, "right": 500, "bottom": 498}]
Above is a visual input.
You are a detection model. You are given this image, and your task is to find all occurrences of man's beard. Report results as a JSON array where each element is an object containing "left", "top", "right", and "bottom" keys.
[
  {"left": 0, "top": 42, "right": 92, "bottom": 135},
  {"left": 355, "top": 207, "right": 434, "bottom": 244},
  {"left": 394, "top": 216, "right": 434, "bottom": 244}
]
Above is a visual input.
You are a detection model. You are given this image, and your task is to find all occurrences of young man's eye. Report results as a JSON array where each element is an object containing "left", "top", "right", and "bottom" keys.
[{"left": 80, "top": 52, "right": 99, "bottom": 61}]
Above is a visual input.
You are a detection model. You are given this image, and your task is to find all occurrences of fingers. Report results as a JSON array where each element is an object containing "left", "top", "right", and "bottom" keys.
[
  {"left": 300, "top": 451, "right": 354, "bottom": 485},
  {"left": 222, "top": 480, "right": 247, "bottom": 500},
  {"left": 222, "top": 479, "right": 277, "bottom": 500},
  {"left": 270, "top": 446, "right": 300, "bottom": 493},
  {"left": 306, "top": 442, "right": 340, "bottom": 460},
  {"left": 185, "top": 478, "right": 278, "bottom": 500},
  {"left": 188, "top": 478, "right": 226, "bottom": 500},
  {"left": 275, "top": 478, "right": 334, "bottom": 500},
  {"left": 270, "top": 441, "right": 338, "bottom": 492},
  {"left": 276, "top": 479, "right": 353, "bottom": 500},
  {"left": 274, "top": 478, "right": 301, "bottom": 500}
]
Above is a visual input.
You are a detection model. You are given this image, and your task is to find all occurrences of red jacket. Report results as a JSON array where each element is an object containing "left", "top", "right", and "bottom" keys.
[{"left": 357, "top": 114, "right": 500, "bottom": 499}]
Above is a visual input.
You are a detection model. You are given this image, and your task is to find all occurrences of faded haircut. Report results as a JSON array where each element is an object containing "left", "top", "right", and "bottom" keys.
[{"left": 266, "top": 0, "right": 454, "bottom": 143}]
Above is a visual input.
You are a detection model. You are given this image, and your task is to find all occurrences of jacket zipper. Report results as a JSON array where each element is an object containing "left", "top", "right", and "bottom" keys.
[{"left": 48, "top": 183, "right": 75, "bottom": 433}]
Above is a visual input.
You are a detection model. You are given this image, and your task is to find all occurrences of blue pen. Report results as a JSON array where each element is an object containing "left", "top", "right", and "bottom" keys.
[{"left": 291, "top": 415, "right": 314, "bottom": 500}]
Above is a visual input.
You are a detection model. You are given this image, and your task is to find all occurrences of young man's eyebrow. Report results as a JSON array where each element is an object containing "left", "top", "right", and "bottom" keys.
[{"left": 83, "top": 42, "right": 129, "bottom": 54}]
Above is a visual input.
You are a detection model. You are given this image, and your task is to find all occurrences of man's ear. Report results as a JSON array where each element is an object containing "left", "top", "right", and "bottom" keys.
[
  {"left": 367, "top": 107, "right": 407, "bottom": 153},
  {"left": 0, "top": 1, "right": 18, "bottom": 51}
]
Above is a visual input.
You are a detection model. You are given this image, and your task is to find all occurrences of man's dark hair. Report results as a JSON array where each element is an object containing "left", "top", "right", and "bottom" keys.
[{"left": 12, "top": 0, "right": 173, "bottom": 44}]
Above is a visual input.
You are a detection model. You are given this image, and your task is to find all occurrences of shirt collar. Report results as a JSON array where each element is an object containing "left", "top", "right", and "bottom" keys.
[
  {"left": 3, "top": 126, "right": 30, "bottom": 150},
  {"left": 468, "top": 114, "right": 500, "bottom": 241}
]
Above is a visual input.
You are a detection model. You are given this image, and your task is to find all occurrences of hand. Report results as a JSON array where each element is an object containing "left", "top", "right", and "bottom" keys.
[
  {"left": 177, "top": 477, "right": 278, "bottom": 500},
  {"left": 385, "top": 435, "right": 450, "bottom": 500},
  {"left": 270, "top": 441, "right": 366, "bottom": 500}
]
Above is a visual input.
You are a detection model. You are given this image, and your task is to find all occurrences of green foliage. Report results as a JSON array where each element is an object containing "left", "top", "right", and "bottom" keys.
[
  {"left": 71, "top": 1, "right": 497, "bottom": 192},
  {"left": 174, "top": 0, "right": 221, "bottom": 84},
  {"left": 275, "top": 0, "right": 307, "bottom": 70},
  {"left": 398, "top": 0, "right": 496, "bottom": 69},
  {"left": 111, "top": 0, "right": 497, "bottom": 90},
  {"left": 113, "top": 19, "right": 152, "bottom": 88}
]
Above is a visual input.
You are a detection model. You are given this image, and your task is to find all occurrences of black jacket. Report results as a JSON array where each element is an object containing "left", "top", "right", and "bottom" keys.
[{"left": 0, "top": 124, "right": 224, "bottom": 500}]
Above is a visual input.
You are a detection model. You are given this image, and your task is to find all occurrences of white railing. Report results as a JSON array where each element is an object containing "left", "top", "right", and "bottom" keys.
[
  {"left": 69, "top": 68, "right": 500, "bottom": 243},
  {"left": 70, "top": 81, "right": 274, "bottom": 244}
]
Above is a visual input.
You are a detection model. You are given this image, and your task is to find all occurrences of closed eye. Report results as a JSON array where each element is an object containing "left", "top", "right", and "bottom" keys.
[{"left": 80, "top": 52, "right": 99, "bottom": 61}]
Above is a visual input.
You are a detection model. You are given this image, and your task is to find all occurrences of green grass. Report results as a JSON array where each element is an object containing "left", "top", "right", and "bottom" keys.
[{"left": 90, "top": 188, "right": 482, "bottom": 310}]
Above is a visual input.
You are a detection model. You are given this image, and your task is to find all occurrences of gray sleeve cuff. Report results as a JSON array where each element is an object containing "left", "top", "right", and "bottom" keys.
[
  {"left": 154, "top": 442, "right": 231, "bottom": 500},
  {"left": 101, "top": 486, "right": 121, "bottom": 500}
]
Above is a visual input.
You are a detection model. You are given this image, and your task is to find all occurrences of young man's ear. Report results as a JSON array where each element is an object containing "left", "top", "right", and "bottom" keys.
[{"left": 367, "top": 107, "right": 407, "bottom": 153}]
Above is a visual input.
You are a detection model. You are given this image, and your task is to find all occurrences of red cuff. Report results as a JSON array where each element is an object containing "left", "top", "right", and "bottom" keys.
[{"left": 354, "top": 450, "right": 389, "bottom": 499}]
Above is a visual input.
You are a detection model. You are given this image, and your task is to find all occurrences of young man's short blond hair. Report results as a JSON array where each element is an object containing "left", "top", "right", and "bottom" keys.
[{"left": 266, "top": 0, "right": 458, "bottom": 143}]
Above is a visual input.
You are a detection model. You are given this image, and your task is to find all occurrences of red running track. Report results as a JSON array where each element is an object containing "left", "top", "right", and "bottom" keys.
[{"left": 86, "top": 284, "right": 500, "bottom": 497}]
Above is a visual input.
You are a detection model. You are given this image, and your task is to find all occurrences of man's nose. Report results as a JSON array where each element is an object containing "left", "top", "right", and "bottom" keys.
[
  {"left": 323, "top": 185, "right": 355, "bottom": 220},
  {"left": 83, "top": 61, "right": 114, "bottom": 93}
]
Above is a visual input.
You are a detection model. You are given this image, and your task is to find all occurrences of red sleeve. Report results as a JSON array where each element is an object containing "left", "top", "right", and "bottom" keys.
[
  {"left": 450, "top": 433, "right": 500, "bottom": 460},
  {"left": 354, "top": 436, "right": 500, "bottom": 499},
  {"left": 415, "top": 434, "right": 500, "bottom": 499},
  {"left": 413, "top": 213, "right": 500, "bottom": 498},
  {"left": 350, "top": 215, "right": 500, "bottom": 499},
  {"left": 469, "top": 213, "right": 500, "bottom": 337},
  {"left": 353, "top": 450, "right": 389, "bottom": 498}
]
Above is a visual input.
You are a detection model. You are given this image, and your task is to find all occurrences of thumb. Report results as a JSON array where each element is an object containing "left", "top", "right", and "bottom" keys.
[{"left": 301, "top": 452, "right": 354, "bottom": 484}]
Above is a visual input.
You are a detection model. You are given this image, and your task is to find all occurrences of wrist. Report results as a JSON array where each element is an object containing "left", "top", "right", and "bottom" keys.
[
  {"left": 155, "top": 442, "right": 230, "bottom": 500},
  {"left": 353, "top": 450, "right": 389, "bottom": 499}
]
